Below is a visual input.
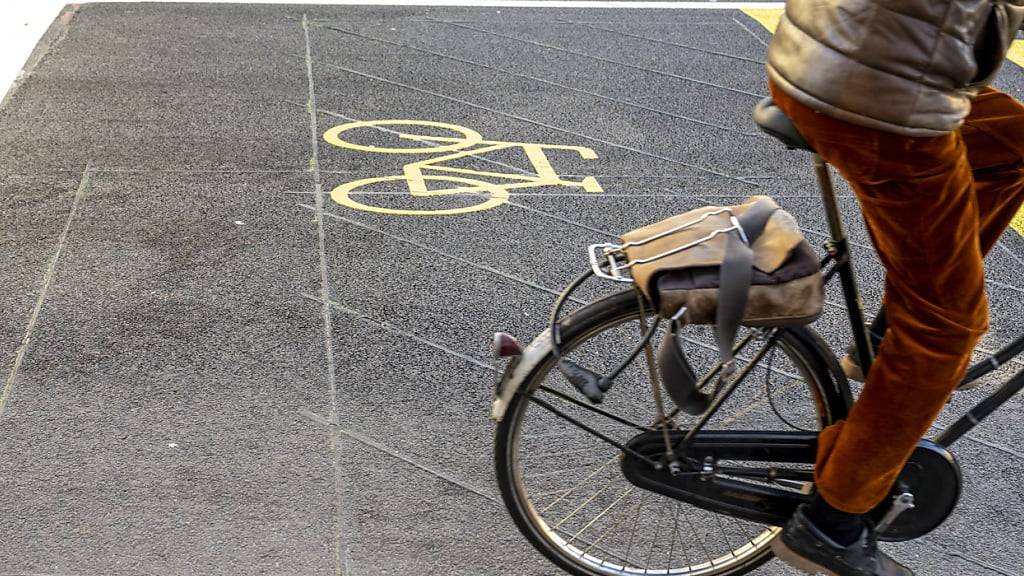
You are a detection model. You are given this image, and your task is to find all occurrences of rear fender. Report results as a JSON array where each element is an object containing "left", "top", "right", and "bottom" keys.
[{"left": 490, "top": 329, "right": 552, "bottom": 422}]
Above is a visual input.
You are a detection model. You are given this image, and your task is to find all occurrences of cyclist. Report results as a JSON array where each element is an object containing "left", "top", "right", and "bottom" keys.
[{"left": 763, "top": 2, "right": 1024, "bottom": 575}]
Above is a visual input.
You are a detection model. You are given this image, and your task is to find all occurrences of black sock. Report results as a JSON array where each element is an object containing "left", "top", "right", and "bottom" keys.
[{"left": 804, "top": 494, "right": 864, "bottom": 547}]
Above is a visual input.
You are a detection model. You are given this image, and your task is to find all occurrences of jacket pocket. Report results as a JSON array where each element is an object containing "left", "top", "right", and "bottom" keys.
[{"left": 969, "top": 1, "right": 1024, "bottom": 87}]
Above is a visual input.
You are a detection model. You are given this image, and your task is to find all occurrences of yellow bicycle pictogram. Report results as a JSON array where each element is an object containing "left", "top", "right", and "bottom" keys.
[{"left": 322, "top": 120, "right": 604, "bottom": 216}]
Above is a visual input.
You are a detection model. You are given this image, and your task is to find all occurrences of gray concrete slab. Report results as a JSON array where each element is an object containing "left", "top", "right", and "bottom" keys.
[
  {"left": 2, "top": 3, "right": 1024, "bottom": 575},
  {"left": 0, "top": 171, "right": 336, "bottom": 574},
  {"left": 0, "top": 170, "right": 81, "bottom": 376}
]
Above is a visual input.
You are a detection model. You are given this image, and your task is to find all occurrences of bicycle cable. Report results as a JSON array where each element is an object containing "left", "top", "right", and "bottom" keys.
[{"left": 764, "top": 346, "right": 815, "bottom": 432}]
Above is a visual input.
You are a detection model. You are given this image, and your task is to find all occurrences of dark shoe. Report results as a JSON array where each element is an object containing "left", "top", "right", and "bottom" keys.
[{"left": 772, "top": 504, "right": 914, "bottom": 576}]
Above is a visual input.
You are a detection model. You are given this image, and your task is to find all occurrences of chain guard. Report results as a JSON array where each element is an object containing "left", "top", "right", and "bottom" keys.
[
  {"left": 621, "top": 431, "right": 961, "bottom": 541},
  {"left": 868, "top": 440, "right": 961, "bottom": 542},
  {"left": 620, "top": 430, "right": 815, "bottom": 526}
]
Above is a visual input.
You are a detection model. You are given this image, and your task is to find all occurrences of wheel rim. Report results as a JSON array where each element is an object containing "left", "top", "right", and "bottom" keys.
[{"left": 502, "top": 308, "right": 830, "bottom": 576}]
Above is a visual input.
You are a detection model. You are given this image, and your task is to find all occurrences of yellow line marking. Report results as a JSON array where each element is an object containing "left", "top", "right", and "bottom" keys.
[
  {"left": 324, "top": 119, "right": 482, "bottom": 154},
  {"left": 1008, "top": 40, "right": 1024, "bottom": 69},
  {"left": 1012, "top": 207, "right": 1024, "bottom": 237},
  {"left": 1009, "top": 41, "right": 1024, "bottom": 235},
  {"left": 323, "top": 119, "right": 603, "bottom": 216},
  {"left": 740, "top": 7, "right": 783, "bottom": 33},
  {"left": 331, "top": 174, "right": 510, "bottom": 216}
]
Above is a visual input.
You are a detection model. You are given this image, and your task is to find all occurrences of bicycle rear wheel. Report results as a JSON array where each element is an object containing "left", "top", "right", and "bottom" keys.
[{"left": 494, "top": 290, "right": 849, "bottom": 576}]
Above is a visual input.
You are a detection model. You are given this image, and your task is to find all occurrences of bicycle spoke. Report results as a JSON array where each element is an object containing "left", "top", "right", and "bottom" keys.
[
  {"left": 645, "top": 503, "right": 665, "bottom": 568},
  {"left": 568, "top": 487, "right": 635, "bottom": 545},
  {"left": 553, "top": 484, "right": 613, "bottom": 530},
  {"left": 539, "top": 455, "right": 618, "bottom": 513},
  {"left": 524, "top": 446, "right": 606, "bottom": 461},
  {"left": 623, "top": 491, "right": 649, "bottom": 566},
  {"left": 527, "top": 461, "right": 613, "bottom": 481},
  {"left": 551, "top": 526, "right": 635, "bottom": 567},
  {"left": 680, "top": 506, "right": 715, "bottom": 566},
  {"left": 738, "top": 517, "right": 759, "bottom": 551},
  {"left": 713, "top": 513, "right": 738, "bottom": 557},
  {"left": 582, "top": 491, "right": 638, "bottom": 554},
  {"left": 667, "top": 504, "right": 682, "bottom": 570}
]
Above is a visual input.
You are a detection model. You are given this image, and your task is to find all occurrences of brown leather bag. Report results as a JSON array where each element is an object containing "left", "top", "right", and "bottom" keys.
[{"left": 622, "top": 195, "right": 824, "bottom": 327}]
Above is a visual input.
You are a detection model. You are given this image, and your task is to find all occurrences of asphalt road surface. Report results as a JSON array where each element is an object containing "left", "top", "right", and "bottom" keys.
[{"left": 2, "top": 2, "right": 1024, "bottom": 575}]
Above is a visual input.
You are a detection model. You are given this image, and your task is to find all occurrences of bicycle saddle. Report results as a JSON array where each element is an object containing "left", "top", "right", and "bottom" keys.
[{"left": 753, "top": 97, "right": 815, "bottom": 153}]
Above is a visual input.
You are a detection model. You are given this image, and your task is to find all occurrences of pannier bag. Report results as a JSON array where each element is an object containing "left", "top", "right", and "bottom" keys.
[
  {"left": 621, "top": 195, "right": 823, "bottom": 326},
  {"left": 597, "top": 195, "right": 824, "bottom": 414}
]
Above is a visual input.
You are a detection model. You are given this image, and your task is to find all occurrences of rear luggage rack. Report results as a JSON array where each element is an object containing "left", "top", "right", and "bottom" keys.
[{"left": 587, "top": 207, "right": 746, "bottom": 282}]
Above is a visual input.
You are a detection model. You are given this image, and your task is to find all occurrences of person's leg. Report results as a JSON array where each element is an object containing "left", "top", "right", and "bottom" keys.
[
  {"left": 840, "top": 88, "right": 1024, "bottom": 383},
  {"left": 770, "top": 82, "right": 990, "bottom": 515},
  {"left": 962, "top": 88, "right": 1024, "bottom": 255}
]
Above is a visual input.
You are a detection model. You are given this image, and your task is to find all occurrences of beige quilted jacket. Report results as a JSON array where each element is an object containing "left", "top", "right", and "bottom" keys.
[{"left": 768, "top": 0, "right": 1024, "bottom": 136}]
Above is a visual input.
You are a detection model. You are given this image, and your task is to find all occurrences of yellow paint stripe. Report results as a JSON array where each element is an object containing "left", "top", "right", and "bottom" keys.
[
  {"left": 1005, "top": 40, "right": 1024, "bottom": 235},
  {"left": 1013, "top": 211, "right": 1024, "bottom": 237},
  {"left": 1008, "top": 40, "right": 1024, "bottom": 69},
  {"left": 741, "top": 7, "right": 783, "bottom": 33}
]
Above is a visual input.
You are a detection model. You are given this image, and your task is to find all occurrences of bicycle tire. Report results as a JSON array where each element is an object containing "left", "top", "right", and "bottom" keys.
[{"left": 495, "top": 289, "right": 850, "bottom": 576}]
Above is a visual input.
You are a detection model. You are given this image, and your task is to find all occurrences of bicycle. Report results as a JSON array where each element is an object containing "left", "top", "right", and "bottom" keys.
[
  {"left": 489, "top": 98, "right": 1024, "bottom": 575},
  {"left": 322, "top": 119, "right": 602, "bottom": 216}
]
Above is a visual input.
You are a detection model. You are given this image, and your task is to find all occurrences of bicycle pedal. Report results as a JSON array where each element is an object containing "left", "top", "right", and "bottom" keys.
[{"left": 558, "top": 359, "right": 612, "bottom": 403}]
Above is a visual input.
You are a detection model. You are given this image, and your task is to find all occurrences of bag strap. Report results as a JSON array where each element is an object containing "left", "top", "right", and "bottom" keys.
[{"left": 714, "top": 200, "right": 777, "bottom": 375}]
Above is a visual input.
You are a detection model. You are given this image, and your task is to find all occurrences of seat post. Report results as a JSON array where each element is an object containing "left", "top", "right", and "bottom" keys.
[
  {"left": 814, "top": 155, "right": 846, "bottom": 242},
  {"left": 814, "top": 154, "right": 876, "bottom": 377}
]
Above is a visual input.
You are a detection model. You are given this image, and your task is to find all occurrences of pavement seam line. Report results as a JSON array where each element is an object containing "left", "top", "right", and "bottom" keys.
[
  {"left": 0, "top": 162, "right": 92, "bottom": 422},
  {"left": 298, "top": 408, "right": 500, "bottom": 503},
  {"left": 954, "top": 431, "right": 1024, "bottom": 460},
  {"left": 920, "top": 537, "right": 1020, "bottom": 576},
  {"left": 323, "top": 25, "right": 764, "bottom": 137},
  {"left": 564, "top": 19, "right": 766, "bottom": 65},
  {"left": 434, "top": 19, "right": 767, "bottom": 100},
  {"left": 300, "top": 293, "right": 496, "bottom": 372},
  {"left": 301, "top": 15, "right": 348, "bottom": 576},
  {"left": 732, "top": 17, "right": 770, "bottom": 48},
  {"left": 310, "top": 63, "right": 758, "bottom": 186},
  {"left": 298, "top": 204, "right": 572, "bottom": 301},
  {"left": 504, "top": 200, "right": 616, "bottom": 237},
  {"left": 997, "top": 239, "right": 1024, "bottom": 272},
  {"left": 306, "top": 190, "right": 785, "bottom": 198},
  {"left": 91, "top": 167, "right": 316, "bottom": 174},
  {"left": 302, "top": 290, "right": 805, "bottom": 430}
]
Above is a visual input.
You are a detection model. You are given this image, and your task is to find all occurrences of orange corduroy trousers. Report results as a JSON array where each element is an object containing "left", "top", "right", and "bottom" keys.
[{"left": 770, "top": 82, "right": 1024, "bottom": 513}]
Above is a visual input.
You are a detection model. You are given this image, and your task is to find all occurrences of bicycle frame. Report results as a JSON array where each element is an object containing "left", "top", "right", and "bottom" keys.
[{"left": 812, "top": 153, "right": 1024, "bottom": 449}]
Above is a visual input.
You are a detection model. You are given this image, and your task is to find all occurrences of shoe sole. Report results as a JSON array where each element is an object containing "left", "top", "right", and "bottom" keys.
[{"left": 771, "top": 537, "right": 839, "bottom": 576}]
